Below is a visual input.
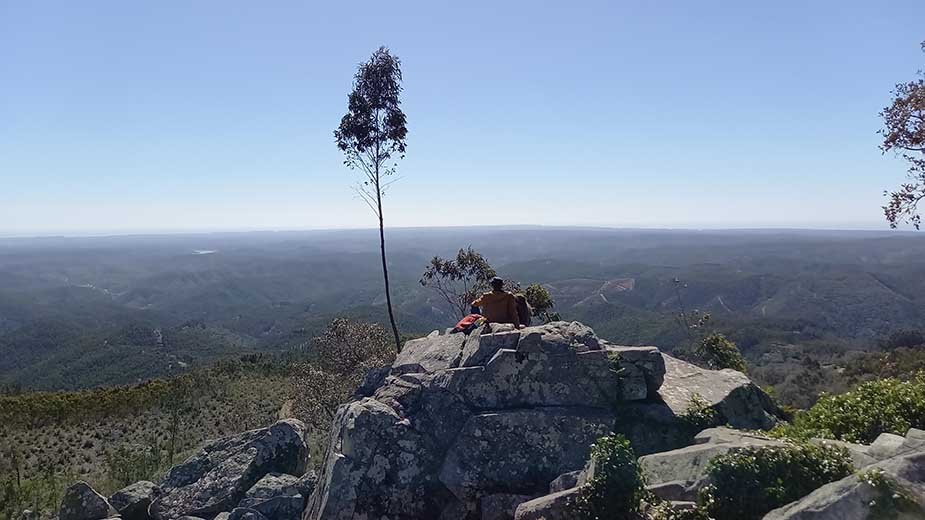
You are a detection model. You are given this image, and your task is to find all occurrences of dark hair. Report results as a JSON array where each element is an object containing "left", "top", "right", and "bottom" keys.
[{"left": 490, "top": 277, "right": 504, "bottom": 290}]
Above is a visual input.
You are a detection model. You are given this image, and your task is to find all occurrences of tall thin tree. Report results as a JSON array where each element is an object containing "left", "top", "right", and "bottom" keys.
[{"left": 335, "top": 47, "right": 407, "bottom": 350}]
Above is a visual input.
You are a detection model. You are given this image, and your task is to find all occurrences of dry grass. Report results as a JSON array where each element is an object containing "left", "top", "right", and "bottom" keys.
[{"left": 0, "top": 361, "right": 297, "bottom": 519}]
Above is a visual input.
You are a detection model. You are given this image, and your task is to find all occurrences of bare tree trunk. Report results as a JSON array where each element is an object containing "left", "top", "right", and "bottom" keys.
[{"left": 372, "top": 145, "right": 401, "bottom": 352}]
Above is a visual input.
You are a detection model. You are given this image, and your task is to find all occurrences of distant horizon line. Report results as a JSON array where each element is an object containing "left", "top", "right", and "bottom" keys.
[{"left": 0, "top": 223, "right": 917, "bottom": 240}]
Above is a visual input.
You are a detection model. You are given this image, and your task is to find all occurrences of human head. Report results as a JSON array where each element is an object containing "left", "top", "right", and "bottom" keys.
[{"left": 490, "top": 277, "right": 504, "bottom": 291}]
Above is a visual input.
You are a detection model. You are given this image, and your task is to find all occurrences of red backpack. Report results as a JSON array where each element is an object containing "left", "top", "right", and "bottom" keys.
[{"left": 453, "top": 314, "right": 486, "bottom": 334}]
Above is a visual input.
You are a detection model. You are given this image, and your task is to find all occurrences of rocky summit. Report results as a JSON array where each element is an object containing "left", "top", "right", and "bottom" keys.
[{"left": 304, "top": 321, "right": 781, "bottom": 519}]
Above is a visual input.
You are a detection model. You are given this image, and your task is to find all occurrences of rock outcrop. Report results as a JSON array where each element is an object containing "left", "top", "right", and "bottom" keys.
[
  {"left": 304, "top": 321, "right": 780, "bottom": 519},
  {"left": 59, "top": 481, "right": 115, "bottom": 520},
  {"left": 109, "top": 481, "right": 160, "bottom": 520},
  {"left": 658, "top": 355, "right": 780, "bottom": 430},
  {"left": 149, "top": 419, "right": 309, "bottom": 520}
]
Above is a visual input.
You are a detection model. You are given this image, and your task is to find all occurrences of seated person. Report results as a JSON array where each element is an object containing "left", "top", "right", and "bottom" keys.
[{"left": 471, "top": 277, "right": 522, "bottom": 328}]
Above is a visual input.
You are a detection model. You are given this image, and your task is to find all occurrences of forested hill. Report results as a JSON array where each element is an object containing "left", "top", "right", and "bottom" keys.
[{"left": 1, "top": 227, "right": 924, "bottom": 391}]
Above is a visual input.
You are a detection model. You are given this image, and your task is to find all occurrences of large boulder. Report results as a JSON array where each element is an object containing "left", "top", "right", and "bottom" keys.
[
  {"left": 658, "top": 354, "right": 780, "bottom": 430},
  {"left": 59, "top": 482, "right": 114, "bottom": 520},
  {"left": 150, "top": 419, "right": 309, "bottom": 520},
  {"left": 392, "top": 331, "right": 466, "bottom": 374},
  {"left": 512, "top": 488, "right": 580, "bottom": 520},
  {"left": 304, "top": 322, "right": 779, "bottom": 519},
  {"left": 109, "top": 481, "right": 160, "bottom": 520}
]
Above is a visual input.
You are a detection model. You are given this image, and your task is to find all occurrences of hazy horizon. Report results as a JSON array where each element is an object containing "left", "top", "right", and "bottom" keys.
[
  {"left": 1, "top": 223, "right": 922, "bottom": 241},
  {"left": 4, "top": 1, "right": 924, "bottom": 233}
]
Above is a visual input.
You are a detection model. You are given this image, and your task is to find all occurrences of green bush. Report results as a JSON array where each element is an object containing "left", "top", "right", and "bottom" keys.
[
  {"left": 574, "top": 434, "right": 646, "bottom": 519},
  {"left": 695, "top": 332, "right": 748, "bottom": 372},
  {"left": 699, "top": 443, "right": 853, "bottom": 520},
  {"left": 679, "top": 393, "right": 721, "bottom": 434},
  {"left": 774, "top": 374, "right": 925, "bottom": 443}
]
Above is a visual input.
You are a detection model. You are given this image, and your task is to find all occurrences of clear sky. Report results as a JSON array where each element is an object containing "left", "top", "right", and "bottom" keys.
[{"left": 2, "top": 1, "right": 923, "bottom": 235}]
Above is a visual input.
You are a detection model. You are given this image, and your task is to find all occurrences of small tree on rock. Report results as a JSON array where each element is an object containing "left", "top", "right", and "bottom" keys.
[
  {"left": 420, "top": 247, "right": 496, "bottom": 319},
  {"left": 880, "top": 41, "right": 925, "bottom": 229},
  {"left": 696, "top": 332, "right": 748, "bottom": 373},
  {"left": 335, "top": 47, "right": 408, "bottom": 350},
  {"left": 523, "top": 283, "right": 559, "bottom": 323}
]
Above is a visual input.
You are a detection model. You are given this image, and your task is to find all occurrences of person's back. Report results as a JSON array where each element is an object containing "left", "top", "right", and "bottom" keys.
[{"left": 471, "top": 277, "right": 521, "bottom": 327}]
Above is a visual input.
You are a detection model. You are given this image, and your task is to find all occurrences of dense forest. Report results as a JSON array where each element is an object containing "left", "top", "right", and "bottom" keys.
[{"left": 2, "top": 228, "right": 924, "bottom": 407}]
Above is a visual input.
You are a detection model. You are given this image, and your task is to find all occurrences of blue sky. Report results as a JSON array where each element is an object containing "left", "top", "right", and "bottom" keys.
[{"left": 2, "top": 1, "right": 923, "bottom": 234}]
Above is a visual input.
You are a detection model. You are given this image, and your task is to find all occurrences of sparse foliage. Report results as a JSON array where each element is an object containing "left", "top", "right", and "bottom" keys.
[
  {"left": 102, "top": 439, "right": 164, "bottom": 490},
  {"left": 292, "top": 319, "right": 396, "bottom": 456},
  {"left": 880, "top": 41, "right": 925, "bottom": 229},
  {"left": 420, "top": 247, "right": 497, "bottom": 319},
  {"left": 335, "top": 46, "right": 408, "bottom": 350},
  {"left": 695, "top": 332, "right": 748, "bottom": 372},
  {"left": 672, "top": 278, "right": 712, "bottom": 359}
]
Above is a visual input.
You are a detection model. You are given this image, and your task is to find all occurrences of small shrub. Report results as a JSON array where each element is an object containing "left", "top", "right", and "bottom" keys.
[
  {"left": 774, "top": 374, "right": 925, "bottom": 443},
  {"left": 646, "top": 501, "right": 712, "bottom": 520},
  {"left": 699, "top": 442, "right": 853, "bottom": 520},
  {"left": 574, "top": 434, "right": 646, "bottom": 519},
  {"left": 695, "top": 332, "right": 748, "bottom": 372},
  {"left": 679, "top": 393, "right": 721, "bottom": 434}
]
